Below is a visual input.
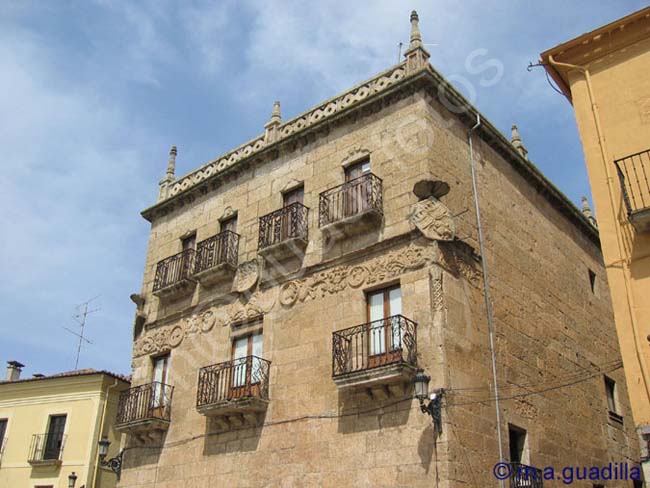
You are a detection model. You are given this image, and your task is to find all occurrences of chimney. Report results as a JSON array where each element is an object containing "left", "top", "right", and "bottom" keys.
[{"left": 6, "top": 361, "right": 25, "bottom": 381}]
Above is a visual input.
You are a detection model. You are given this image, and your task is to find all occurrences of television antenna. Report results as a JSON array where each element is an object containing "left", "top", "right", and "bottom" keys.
[{"left": 63, "top": 296, "right": 101, "bottom": 369}]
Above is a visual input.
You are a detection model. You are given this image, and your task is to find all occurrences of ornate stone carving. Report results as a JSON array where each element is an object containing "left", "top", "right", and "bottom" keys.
[
  {"left": 134, "top": 240, "right": 459, "bottom": 357},
  {"left": 233, "top": 259, "right": 261, "bottom": 293},
  {"left": 166, "top": 64, "right": 407, "bottom": 200},
  {"left": 429, "top": 267, "right": 444, "bottom": 313},
  {"left": 438, "top": 241, "right": 481, "bottom": 288},
  {"left": 341, "top": 145, "right": 370, "bottom": 167},
  {"left": 278, "top": 242, "right": 436, "bottom": 309},
  {"left": 281, "top": 179, "right": 304, "bottom": 193},
  {"left": 513, "top": 397, "right": 538, "bottom": 419},
  {"left": 220, "top": 206, "right": 236, "bottom": 221},
  {"left": 410, "top": 197, "right": 455, "bottom": 241},
  {"left": 133, "top": 289, "right": 277, "bottom": 358}
]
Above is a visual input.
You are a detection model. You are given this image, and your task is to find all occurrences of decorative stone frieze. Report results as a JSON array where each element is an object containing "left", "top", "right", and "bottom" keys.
[{"left": 162, "top": 64, "right": 407, "bottom": 201}]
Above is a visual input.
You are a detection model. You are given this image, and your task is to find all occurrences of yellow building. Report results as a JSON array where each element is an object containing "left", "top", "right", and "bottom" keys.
[
  {"left": 541, "top": 6, "right": 650, "bottom": 480},
  {"left": 0, "top": 361, "right": 130, "bottom": 488}
]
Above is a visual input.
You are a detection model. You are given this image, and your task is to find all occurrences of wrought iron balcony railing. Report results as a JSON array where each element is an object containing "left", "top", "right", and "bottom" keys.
[
  {"left": 197, "top": 355, "right": 271, "bottom": 408},
  {"left": 332, "top": 315, "right": 417, "bottom": 377},
  {"left": 116, "top": 381, "right": 174, "bottom": 426},
  {"left": 194, "top": 230, "right": 239, "bottom": 274},
  {"left": 153, "top": 249, "right": 195, "bottom": 293},
  {"left": 258, "top": 202, "right": 309, "bottom": 250},
  {"left": 319, "top": 173, "right": 383, "bottom": 227},
  {"left": 510, "top": 463, "right": 543, "bottom": 488},
  {"left": 614, "top": 149, "right": 650, "bottom": 217},
  {"left": 28, "top": 433, "right": 66, "bottom": 464}
]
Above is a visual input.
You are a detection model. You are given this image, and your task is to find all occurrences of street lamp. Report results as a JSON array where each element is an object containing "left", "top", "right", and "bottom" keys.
[
  {"left": 413, "top": 369, "right": 444, "bottom": 434},
  {"left": 68, "top": 472, "right": 77, "bottom": 488},
  {"left": 97, "top": 436, "right": 123, "bottom": 479}
]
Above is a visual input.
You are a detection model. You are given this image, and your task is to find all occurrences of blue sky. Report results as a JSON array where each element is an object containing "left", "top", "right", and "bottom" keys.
[{"left": 1, "top": 1, "right": 645, "bottom": 378}]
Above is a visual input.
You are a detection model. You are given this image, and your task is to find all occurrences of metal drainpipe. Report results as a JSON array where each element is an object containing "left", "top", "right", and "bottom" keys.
[
  {"left": 91, "top": 377, "right": 119, "bottom": 488},
  {"left": 468, "top": 113, "right": 506, "bottom": 488},
  {"left": 547, "top": 54, "right": 650, "bottom": 406}
]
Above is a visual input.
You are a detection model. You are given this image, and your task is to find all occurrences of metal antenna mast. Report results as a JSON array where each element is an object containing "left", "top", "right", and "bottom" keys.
[{"left": 63, "top": 296, "right": 101, "bottom": 369}]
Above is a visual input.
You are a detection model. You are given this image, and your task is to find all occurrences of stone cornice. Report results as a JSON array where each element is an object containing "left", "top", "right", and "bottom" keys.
[{"left": 141, "top": 61, "right": 599, "bottom": 247}]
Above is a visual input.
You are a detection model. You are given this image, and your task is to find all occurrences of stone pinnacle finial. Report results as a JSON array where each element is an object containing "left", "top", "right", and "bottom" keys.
[
  {"left": 158, "top": 145, "right": 177, "bottom": 201},
  {"left": 409, "top": 10, "right": 422, "bottom": 48},
  {"left": 264, "top": 101, "right": 283, "bottom": 143},
  {"left": 511, "top": 124, "right": 528, "bottom": 160},
  {"left": 167, "top": 145, "right": 177, "bottom": 177},
  {"left": 581, "top": 196, "right": 597, "bottom": 227},
  {"left": 404, "top": 10, "right": 430, "bottom": 73}
]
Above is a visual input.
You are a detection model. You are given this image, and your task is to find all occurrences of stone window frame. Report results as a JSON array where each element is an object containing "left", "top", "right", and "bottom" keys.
[
  {"left": 604, "top": 375, "right": 624, "bottom": 425},
  {"left": 507, "top": 423, "right": 530, "bottom": 466}
]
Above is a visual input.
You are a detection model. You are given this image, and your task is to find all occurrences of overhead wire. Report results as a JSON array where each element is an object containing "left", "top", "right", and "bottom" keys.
[{"left": 123, "top": 358, "right": 620, "bottom": 454}]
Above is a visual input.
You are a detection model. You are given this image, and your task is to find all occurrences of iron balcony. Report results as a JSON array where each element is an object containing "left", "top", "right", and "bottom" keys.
[
  {"left": 258, "top": 202, "right": 309, "bottom": 259},
  {"left": 509, "top": 462, "right": 543, "bottom": 488},
  {"left": 197, "top": 355, "right": 271, "bottom": 414},
  {"left": 332, "top": 314, "right": 417, "bottom": 391},
  {"left": 115, "top": 381, "right": 174, "bottom": 434},
  {"left": 28, "top": 433, "right": 66, "bottom": 465},
  {"left": 152, "top": 248, "right": 196, "bottom": 298},
  {"left": 193, "top": 230, "right": 240, "bottom": 286},
  {"left": 319, "top": 173, "right": 383, "bottom": 235},
  {"left": 614, "top": 148, "right": 650, "bottom": 233}
]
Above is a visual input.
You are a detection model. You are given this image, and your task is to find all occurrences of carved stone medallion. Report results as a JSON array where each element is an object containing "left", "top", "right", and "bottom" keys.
[
  {"left": 233, "top": 259, "right": 260, "bottom": 293},
  {"left": 410, "top": 197, "right": 455, "bottom": 241}
]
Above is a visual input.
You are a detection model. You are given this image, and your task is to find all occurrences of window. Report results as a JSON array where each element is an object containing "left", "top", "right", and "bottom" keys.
[
  {"left": 366, "top": 285, "right": 402, "bottom": 365},
  {"left": 508, "top": 424, "right": 528, "bottom": 465},
  {"left": 345, "top": 159, "right": 371, "bottom": 181},
  {"left": 221, "top": 215, "right": 238, "bottom": 234},
  {"left": 0, "top": 418, "right": 7, "bottom": 454},
  {"left": 182, "top": 234, "right": 196, "bottom": 251},
  {"left": 44, "top": 415, "right": 66, "bottom": 460},
  {"left": 604, "top": 376, "right": 622, "bottom": 422},
  {"left": 588, "top": 269, "right": 596, "bottom": 294},
  {"left": 279, "top": 186, "right": 305, "bottom": 241},
  {"left": 344, "top": 160, "right": 372, "bottom": 217},
  {"left": 152, "top": 354, "right": 170, "bottom": 413},
  {"left": 283, "top": 186, "right": 304, "bottom": 207},
  {"left": 231, "top": 331, "right": 263, "bottom": 396}
]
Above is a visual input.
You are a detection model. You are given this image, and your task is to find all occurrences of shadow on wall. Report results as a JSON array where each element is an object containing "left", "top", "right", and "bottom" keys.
[
  {"left": 418, "top": 423, "right": 436, "bottom": 475},
  {"left": 202, "top": 413, "right": 266, "bottom": 456},
  {"left": 336, "top": 387, "right": 413, "bottom": 434},
  {"left": 122, "top": 437, "right": 165, "bottom": 471}
]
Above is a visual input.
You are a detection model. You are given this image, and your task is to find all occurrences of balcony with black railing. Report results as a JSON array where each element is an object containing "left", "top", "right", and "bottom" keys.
[
  {"left": 115, "top": 381, "right": 173, "bottom": 435},
  {"left": 509, "top": 463, "right": 543, "bottom": 488},
  {"left": 615, "top": 148, "right": 650, "bottom": 233},
  {"left": 152, "top": 249, "right": 196, "bottom": 299},
  {"left": 258, "top": 202, "right": 309, "bottom": 260},
  {"left": 332, "top": 315, "right": 417, "bottom": 391},
  {"left": 196, "top": 356, "right": 271, "bottom": 424},
  {"left": 319, "top": 173, "right": 383, "bottom": 237},
  {"left": 193, "top": 230, "right": 240, "bottom": 286},
  {"left": 28, "top": 433, "right": 66, "bottom": 466}
]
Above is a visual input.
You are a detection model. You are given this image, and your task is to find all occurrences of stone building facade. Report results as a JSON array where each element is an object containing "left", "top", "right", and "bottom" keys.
[{"left": 116, "top": 12, "right": 640, "bottom": 488}]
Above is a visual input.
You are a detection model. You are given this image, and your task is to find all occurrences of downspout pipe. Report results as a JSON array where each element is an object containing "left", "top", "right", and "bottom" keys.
[
  {"left": 91, "top": 377, "right": 119, "bottom": 488},
  {"left": 546, "top": 54, "right": 650, "bottom": 409},
  {"left": 468, "top": 113, "right": 506, "bottom": 488}
]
